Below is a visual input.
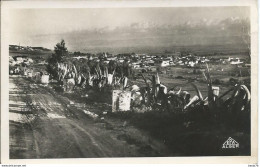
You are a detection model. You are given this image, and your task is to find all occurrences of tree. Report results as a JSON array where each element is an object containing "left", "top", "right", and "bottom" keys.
[
  {"left": 46, "top": 39, "right": 68, "bottom": 79},
  {"left": 54, "top": 39, "right": 68, "bottom": 61}
]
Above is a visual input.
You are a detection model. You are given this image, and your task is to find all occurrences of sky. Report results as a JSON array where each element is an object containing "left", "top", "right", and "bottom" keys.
[{"left": 9, "top": 7, "right": 250, "bottom": 50}]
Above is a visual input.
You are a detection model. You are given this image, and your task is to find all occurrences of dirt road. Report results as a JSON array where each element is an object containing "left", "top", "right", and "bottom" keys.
[{"left": 9, "top": 76, "right": 168, "bottom": 159}]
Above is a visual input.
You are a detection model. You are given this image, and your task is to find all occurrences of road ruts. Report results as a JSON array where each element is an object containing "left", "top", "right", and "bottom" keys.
[{"left": 9, "top": 75, "right": 167, "bottom": 159}]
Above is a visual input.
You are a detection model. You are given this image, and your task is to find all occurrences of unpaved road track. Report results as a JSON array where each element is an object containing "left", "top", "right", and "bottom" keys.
[{"left": 9, "top": 76, "right": 168, "bottom": 159}]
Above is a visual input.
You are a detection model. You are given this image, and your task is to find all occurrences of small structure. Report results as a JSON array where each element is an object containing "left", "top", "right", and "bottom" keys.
[
  {"left": 160, "top": 61, "right": 170, "bottom": 67},
  {"left": 188, "top": 61, "right": 196, "bottom": 67},
  {"left": 63, "top": 78, "right": 75, "bottom": 92},
  {"left": 27, "top": 72, "right": 33, "bottom": 78},
  {"left": 230, "top": 58, "right": 243, "bottom": 65},
  {"left": 212, "top": 86, "right": 220, "bottom": 96},
  {"left": 112, "top": 90, "right": 131, "bottom": 112},
  {"left": 41, "top": 75, "right": 49, "bottom": 84}
]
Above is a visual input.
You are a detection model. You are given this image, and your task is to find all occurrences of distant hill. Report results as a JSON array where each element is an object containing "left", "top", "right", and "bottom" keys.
[
  {"left": 10, "top": 17, "right": 250, "bottom": 55},
  {"left": 55, "top": 17, "right": 250, "bottom": 54}
]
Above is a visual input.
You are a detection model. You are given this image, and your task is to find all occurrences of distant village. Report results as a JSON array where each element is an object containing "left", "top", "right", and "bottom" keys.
[
  {"left": 9, "top": 44, "right": 250, "bottom": 69},
  {"left": 71, "top": 52, "right": 250, "bottom": 70}
]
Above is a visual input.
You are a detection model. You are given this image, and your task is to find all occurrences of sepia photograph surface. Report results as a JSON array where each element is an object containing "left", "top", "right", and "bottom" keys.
[{"left": 1, "top": 0, "right": 258, "bottom": 164}]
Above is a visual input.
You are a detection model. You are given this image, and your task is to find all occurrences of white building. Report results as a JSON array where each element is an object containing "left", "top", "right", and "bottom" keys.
[
  {"left": 160, "top": 61, "right": 170, "bottom": 67},
  {"left": 230, "top": 58, "right": 243, "bottom": 65}
]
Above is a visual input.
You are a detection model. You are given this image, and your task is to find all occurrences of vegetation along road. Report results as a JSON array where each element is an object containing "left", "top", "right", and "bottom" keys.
[{"left": 9, "top": 75, "right": 169, "bottom": 158}]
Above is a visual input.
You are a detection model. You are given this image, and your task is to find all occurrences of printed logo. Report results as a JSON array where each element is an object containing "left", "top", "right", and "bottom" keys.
[{"left": 222, "top": 137, "right": 239, "bottom": 148}]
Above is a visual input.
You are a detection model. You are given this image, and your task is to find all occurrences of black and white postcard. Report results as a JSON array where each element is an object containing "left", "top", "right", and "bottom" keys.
[{"left": 1, "top": 0, "right": 258, "bottom": 164}]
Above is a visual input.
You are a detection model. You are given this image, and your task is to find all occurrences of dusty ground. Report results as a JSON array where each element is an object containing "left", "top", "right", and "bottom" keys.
[{"left": 9, "top": 75, "right": 169, "bottom": 159}]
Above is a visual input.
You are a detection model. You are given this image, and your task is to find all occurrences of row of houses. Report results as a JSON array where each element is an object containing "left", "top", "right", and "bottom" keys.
[
  {"left": 9, "top": 55, "right": 34, "bottom": 66},
  {"left": 72, "top": 52, "right": 248, "bottom": 69},
  {"left": 72, "top": 52, "right": 177, "bottom": 68},
  {"left": 171, "top": 55, "right": 246, "bottom": 67}
]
